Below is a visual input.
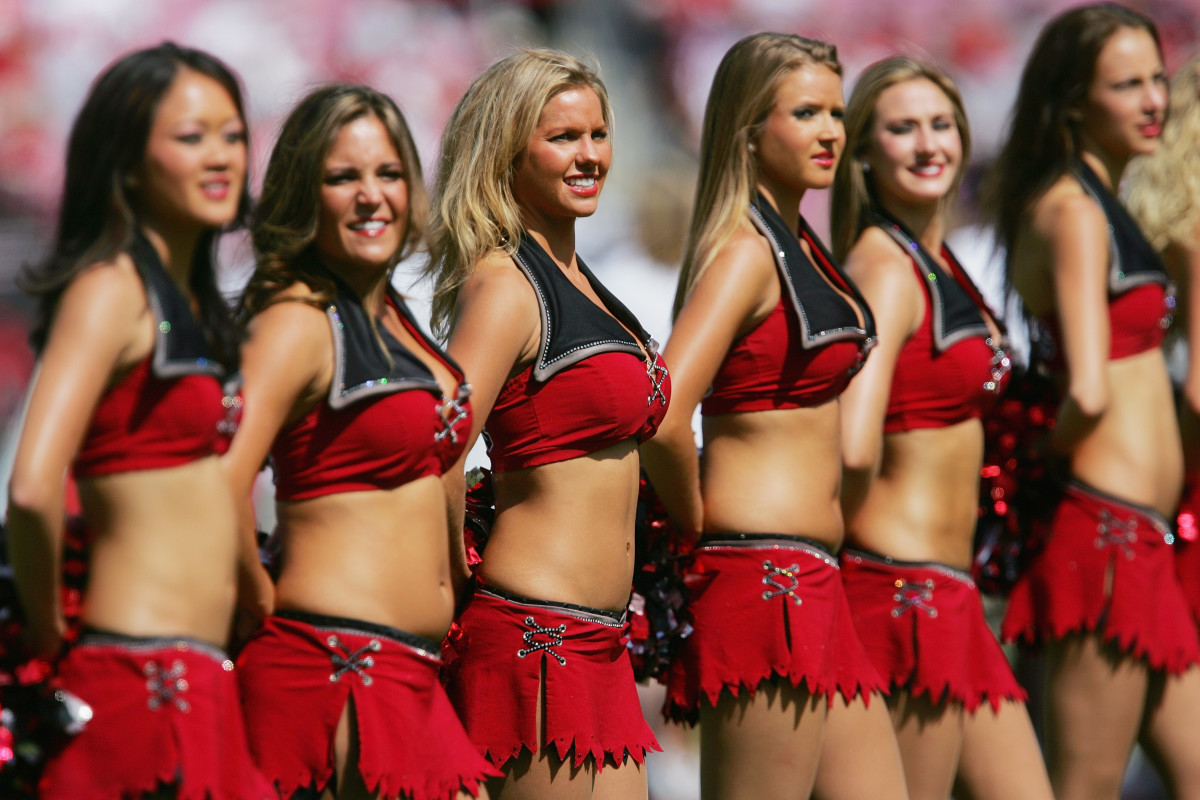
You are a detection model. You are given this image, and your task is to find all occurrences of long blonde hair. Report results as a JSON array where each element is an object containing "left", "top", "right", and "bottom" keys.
[
  {"left": 1126, "top": 53, "right": 1200, "bottom": 251},
  {"left": 830, "top": 57, "right": 970, "bottom": 261},
  {"left": 425, "top": 49, "right": 612, "bottom": 339},
  {"left": 673, "top": 32, "right": 841, "bottom": 319}
]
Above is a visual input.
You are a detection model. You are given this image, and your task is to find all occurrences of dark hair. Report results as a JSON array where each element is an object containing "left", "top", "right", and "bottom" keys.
[
  {"left": 987, "top": 3, "right": 1161, "bottom": 272},
  {"left": 18, "top": 42, "right": 249, "bottom": 366},
  {"left": 241, "top": 83, "right": 429, "bottom": 319}
]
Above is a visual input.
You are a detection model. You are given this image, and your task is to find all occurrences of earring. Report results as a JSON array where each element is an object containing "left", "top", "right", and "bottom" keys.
[
  {"left": 860, "top": 162, "right": 871, "bottom": 173},
  {"left": 747, "top": 142, "right": 757, "bottom": 153}
]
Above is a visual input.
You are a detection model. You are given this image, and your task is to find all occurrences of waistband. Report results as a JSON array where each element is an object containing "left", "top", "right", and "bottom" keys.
[
  {"left": 841, "top": 547, "right": 975, "bottom": 588},
  {"left": 75, "top": 627, "right": 230, "bottom": 663},
  {"left": 1064, "top": 477, "right": 1174, "bottom": 541},
  {"left": 698, "top": 532, "right": 838, "bottom": 568},
  {"left": 477, "top": 585, "right": 626, "bottom": 628},
  {"left": 274, "top": 609, "right": 441, "bottom": 658}
]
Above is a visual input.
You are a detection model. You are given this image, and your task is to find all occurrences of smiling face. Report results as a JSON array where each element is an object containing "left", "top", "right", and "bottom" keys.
[
  {"left": 1076, "top": 25, "right": 1168, "bottom": 163},
  {"left": 863, "top": 77, "right": 963, "bottom": 210},
  {"left": 755, "top": 64, "right": 845, "bottom": 198},
  {"left": 133, "top": 68, "right": 247, "bottom": 235},
  {"left": 314, "top": 113, "right": 410, "bottom": 275},
  {"left": 511, "top": 86, "right": 612, "bottom": 227}
]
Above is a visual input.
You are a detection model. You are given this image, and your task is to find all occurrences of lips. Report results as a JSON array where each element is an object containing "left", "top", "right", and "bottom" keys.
[
  {"left": 565, "top": 175, "right": 600, "bottom": 197},
  {"left": 348, "top": 219, "right": 389, "bottom": 237},
  {"left": 910, "top": 163, "right": 945, "bottom": 178},
  {"left": 811, "top": 151, "right": 835, "bottom": 168},
  {"left": 200, "top": 180, "right": 231, "bottom": 201},
  {"left": 1138, "top": 121, "right": 1162, "bottom": 138}
]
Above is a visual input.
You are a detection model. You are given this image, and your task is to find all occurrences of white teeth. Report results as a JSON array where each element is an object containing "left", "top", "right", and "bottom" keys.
[
  {"left": 566, "top": 177, "right": 596, "bottom": 188},
  {"left": 913, "top": 165, "right": 941, "bottom": 175},
  {"left": 350, "top": 220, "right": 386, "bottom": 231}
]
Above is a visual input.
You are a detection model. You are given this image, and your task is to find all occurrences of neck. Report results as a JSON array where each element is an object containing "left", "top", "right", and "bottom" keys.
[
  {"left": 756, "top": 180, "right": 806, "bottom": 236},
  {"left": 1078, "top": 144, "right": 1127, "bottom": 191},
  {"left": 139, "top": 223, "right": 201, "bottom": 291},
  {"left": 522, "top": 214, "right": 579, "bottom": 271},
  {"left": 878, "top": 197, "right": 946, "bottom": 255}
]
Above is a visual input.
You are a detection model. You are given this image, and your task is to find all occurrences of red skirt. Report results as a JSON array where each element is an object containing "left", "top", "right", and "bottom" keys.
[
  {"left": 662, "top": 535, "right": 885, "bottom": 726},
  {"left": 39, "top": 631, "right": 272, "bottom": 800},
  {"left": 1175, "top": 475, "right": 1200, "bottom": 627},
  {"left": 841, "top": 548, "right": 1026, "bottom": 713},
  {"left": 1003, "top": 479, "right": 1200, "bottom": 674},
  {"left": 441, "top": 587, "right": 659, "bottom": 771},
  {"left": 238, "top": 611, "right": 495, "bottom": 800}
]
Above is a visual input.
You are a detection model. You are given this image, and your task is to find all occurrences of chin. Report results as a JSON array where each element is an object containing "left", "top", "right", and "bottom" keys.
[{"left": 804, "top": 175, "right": 835, "bottom": 192}]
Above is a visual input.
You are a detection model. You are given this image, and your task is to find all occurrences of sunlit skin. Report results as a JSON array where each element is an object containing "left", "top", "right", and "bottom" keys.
[
  {"left": 1002, "top": 24, "right": 1200, "bottom": 800},
  {"left": 223, "top": 110, "right": 482, "bottom": 800},
  {"left": 640, "top": 63, "right": 907, "bottom": 800},
  {"left": 756, "top": 65, "right": 845, "bottom": 204},
  {"left": 1076, "top": 27, "right": 1168, "bottom": 177},
  {"left": 314, "top": 114, "right": 410, "bottom": 277},
  {"left": 511, "top": 87, "right": 611, "bottom": 230},
  {"left": 838, "top": 74, "right": 1052, "bottom": 800},
  {"left": 1010, "top": 25, "right": 1177, "bottom": 514},
  {"left": 842, "top": 76, "right": 980, "bottom": 569},
  {"left": 135, "top": 69, "right": 246, "bottom": 239},
  {"left": 864, "top": 78, "right": 962, "bottom": 214},
  {"left": 448, "top": 85, "right": 642, "bottom": 616},
  {"left": 226, "top": 112, "right": 461, "bottom": 642},
  {"left": 441, "top": 83, "right": 650, "bottom": 799},
  {"left": 7, "top": 70, "right": 248, "bottom": 658}
]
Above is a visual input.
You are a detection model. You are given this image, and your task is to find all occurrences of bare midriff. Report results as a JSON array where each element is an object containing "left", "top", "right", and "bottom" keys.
[
  {"left": 482, "top": 438, "right": 642, "bottom": 614},
  {"left": 274, "top": 474, "right": 456, "bottom": 641},
  {"left": 702, "top": 400, "right": 845, "bottom": 550}
]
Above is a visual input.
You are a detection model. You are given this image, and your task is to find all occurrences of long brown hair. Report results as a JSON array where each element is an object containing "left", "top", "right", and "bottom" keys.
[
  {"left": 986, "top": 3, "right": 1161, "bottom": 277},
  {"left": 241, "top": 83, "right": 428, "bottom": 319},
  {"left": 673, "top": 32, "right": 841, "bottom": 318}
]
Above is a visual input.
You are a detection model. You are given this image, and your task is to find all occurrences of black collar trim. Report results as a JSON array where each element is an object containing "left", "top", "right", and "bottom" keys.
[
  {"left": 513, "top": 232, "right": 658, "bottom": 383},
  {"left": 872, "top": 211, "right": 997, "bottom": 353},
  {"left": 749, "top": 194, "right": 875, "bottom": 349},
  {"left": 1071, "top": 160, "right": 1169, "bottom": 296},
  {"left": 318, "top": 262, "right": 468, "bottom": 411},
  {"left": 129, "top": 233, "right": 224, "bottom": 379}
]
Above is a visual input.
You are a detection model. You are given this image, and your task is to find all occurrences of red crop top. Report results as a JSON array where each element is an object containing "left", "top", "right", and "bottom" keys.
[
  {"left": 271, "top": 270, "right": 472, "bottom": 501},
  {"left": 703, "top": 196, "right": 875, "bottom": 415},
  {"left": 879, "top": 216, "right": 1010, "bottom": 434},
  {"left": 1038, "top": 161, "right": 1173, "bottom": 369},
  {"left": 484, "top": 233, "right": 670, "bottom": 472},
  {"left": 74, "top": 235, "right": 237, "bottom": 479}
]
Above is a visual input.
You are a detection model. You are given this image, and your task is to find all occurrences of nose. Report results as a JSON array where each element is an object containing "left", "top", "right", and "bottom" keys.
[
  {"left": 577, "top": 135, "right": 601, "bottom": 167},
  {"left": 356, "top": 176, "right": 383, "bottom": 207},
  {"left": 819, "top": 112, "right": 843, "bottom": 146},
  {"left": 205, "top": 132, "right": 243, "bottom": 170},
  {"left": 1145, "top": 81, "right": 1168, "bottom": 115},
  {"left": 914, "top": 124, "right": 936, "bottom": 155}
]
